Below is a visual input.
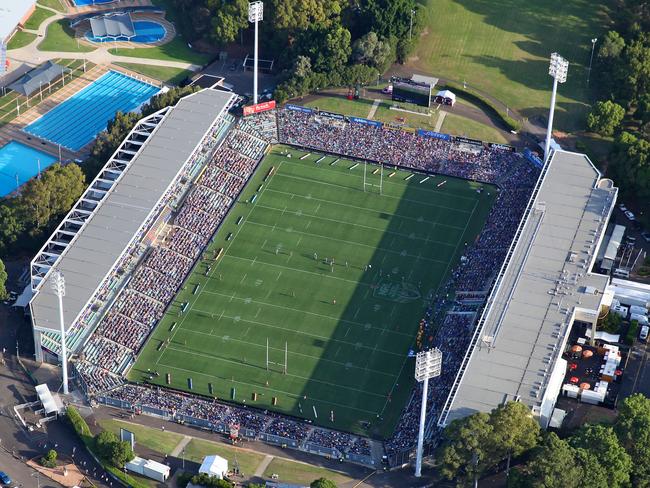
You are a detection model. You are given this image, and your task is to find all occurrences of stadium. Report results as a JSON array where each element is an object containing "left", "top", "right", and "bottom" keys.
[{"left": 28, "top": 88, "right": 616, "bottom": 468}]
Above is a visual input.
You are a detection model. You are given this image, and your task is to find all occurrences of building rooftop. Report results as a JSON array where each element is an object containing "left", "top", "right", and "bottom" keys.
[
  {"left": 29, "top": 89, "right": 234, "bottom": 333},
  {"left": 440, "top": 150, "right": 616, "bottom": 425}
]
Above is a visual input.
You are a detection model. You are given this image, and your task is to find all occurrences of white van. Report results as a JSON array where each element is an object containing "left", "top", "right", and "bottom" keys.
[
  {"left": 613, "top": 268, "right": 630, "bottom": 278},
  {"left": 640, "top": 325, "right": 649, "bottom": 342}
]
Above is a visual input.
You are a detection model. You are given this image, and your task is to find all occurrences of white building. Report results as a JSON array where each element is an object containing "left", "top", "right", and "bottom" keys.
[{"left": 0, "top": 0, "right": 37, "bottom": 74}]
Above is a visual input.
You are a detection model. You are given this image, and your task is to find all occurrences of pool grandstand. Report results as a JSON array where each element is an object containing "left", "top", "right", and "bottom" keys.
[
  {"left": 27, "top": 101, "right": 616, "bottom": 469},
  {"left": 24, "top": 70, "right": 159, "bottom": 151}
]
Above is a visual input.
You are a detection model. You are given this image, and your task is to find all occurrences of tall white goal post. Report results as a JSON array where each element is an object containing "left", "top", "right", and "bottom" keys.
[
  {"left": 414, "top": 348, "right": 442, "bottom": 477},
  {"left": 363, "top": 160, "right": 383, "bottom": 194},
  {"left": 266, "top": 338, "right": 287, "bottom": 374}
]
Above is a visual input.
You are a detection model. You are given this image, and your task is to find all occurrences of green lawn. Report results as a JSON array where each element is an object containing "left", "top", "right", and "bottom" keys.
[
  {"left": 183, "top": 438, "right": 265, "bottom": 476},
  {"left": 264, "top": 458, "right": 354, "bottom": 486},
  {"left": 411, "top": 0, "right": 611, "bottom": 131},
  {"left": 304, "top": 94, "right": 507, "bottom": 143},
  {"left": 130, "top": 145, "right": 496, "bottom": 439},
  {"left": 37, "top": 0, "right": 64, "bottom": 11},
  {"left": 114, "top": 63, "right": 193, "bottom": 85},
  {"left": 109, "top": 37, "right": 210, "bottom": 65},
  {"left": 39, "top": 19, "right": 95, "bottom": 52},
  {"left": 98, "top": 419, "right": 184, "bottom": 455},
  {"left": 7, "top": 31, "right": 37, "bottom": 50},
  {"left": 24, "top": 6, "right": 55, "bottom": 31}
]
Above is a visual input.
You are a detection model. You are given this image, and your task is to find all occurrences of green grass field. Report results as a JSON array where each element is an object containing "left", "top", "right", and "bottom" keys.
[
  {"left": 7, "top": 31, "right": 37, "bottom": 50},
  {"left": 38, "top": 20, "right": 95, "bottom": 53},
  {"left": 23, "top": 6, "right": 55, "bottom": 31},
  {"left": 114, "top": 63, "right": 193, "bottom": 85},
  {"left": 130, "top": 145, "right": 496, "bottom": 439},
  {"left": 412, "top": 0, "right": 610, "bottom": 131}
]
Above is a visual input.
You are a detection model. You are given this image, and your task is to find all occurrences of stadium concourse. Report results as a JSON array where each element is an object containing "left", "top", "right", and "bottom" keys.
[{"left": 26, "top": 96, "right": 614, "bottom": 468}]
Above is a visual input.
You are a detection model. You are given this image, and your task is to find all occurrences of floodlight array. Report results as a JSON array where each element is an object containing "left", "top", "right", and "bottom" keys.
[{"left": 549, "top": 52, "right": 568, "bottom": 83}]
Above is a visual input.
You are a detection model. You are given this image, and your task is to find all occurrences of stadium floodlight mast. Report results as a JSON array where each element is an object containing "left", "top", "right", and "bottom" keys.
[
  {"left": 51, "top": 269, "right": 69, "bottom": 395},
  {"left": 587, "top": 38, "right": 597, "bottom": 85},
  {"left": 543, "top": 53, "right": 568, "bottom": 164},
  {"left": 248, "top": 1, "right": 263, "bottom": 104},
  {"left": 414, "top": 348, "right": 442, "bottom": 477}
]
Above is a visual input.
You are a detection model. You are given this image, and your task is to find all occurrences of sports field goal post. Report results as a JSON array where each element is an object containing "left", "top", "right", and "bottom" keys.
[
  {"left": 363, "top": 161, "right": 383, "bottom": 195},
  {"left": 266, "top": 338, "right": 288, "bottom": 374}
]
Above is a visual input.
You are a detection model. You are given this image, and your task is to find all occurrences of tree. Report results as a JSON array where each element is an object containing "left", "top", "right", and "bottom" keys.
[
  {"left": 437, "top": 412, "right": 494, "bottom": 485},
  {"left": 352, "top": 31, "right": 391, "bottom": 68},
  {"left": 299, "top": 24, "right": 351, "bottom": 73},
  {"left": 189, "top": 473, "right": 233, "bottom": 487},
  {"left": 110, "top": 440, "right": 134, "bottom": 467},
  {"left": 359, "top": 0, "right": 418, "bottom": 41},
  {"left": 610, "top": 131, "right": 650, "bottom": 203},
  {"left": 488, "top": 401, "right": 540, "bottom": 475},
  {"left": 270, "top": 0, "right": 342, "bottom": 31},
  {"left": 569, "top": 424, "right": 631, "bottom": 488},
  {"left": 41, "top": 449, "right": 57, "bottom": 468},
  {"left": 509, "top": 433, "right": 583, "bottom": 488},
  {"left": 94, "top": 431, "right": 119, "bottom": 460},
  {"left": 598, "top": 31, "right": 626, "bottom": 61},
  {"left": 573, "top": 447, "right": 609, "bottom": 488},
  {"left": 310, "top": 478, "right": 337, "bottom": 488},
  {"left": 615, "top": 394, "right": 650, "bottom": 487},
  {"left": 293, "top": 55, "right": 312, "bottom": 78},
  {"left": 0, "top": 259, "right": 7, "bottom": 301},
  {"left": 636, "top": 93, "right": 650, "bottom": 123},
  {"left": 0, "top": 205, "right": 22, "bottom": 256},
  {"left": 210, "top": 0, "right": 248, "bottom": 44},
  {"left": 587, "top": 100, "right": 626, "bottom": 135}
]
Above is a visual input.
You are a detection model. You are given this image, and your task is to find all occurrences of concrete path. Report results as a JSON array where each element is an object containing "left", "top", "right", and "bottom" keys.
[
  {"left": 170, "top": 435, "right": 192, "bottom": 457},
  {"left": 367, "top": 99, "right": 381, "bottom": 119},
  {"left": 254, "top": 454, "right": 274, "bottom": 477},
  {"left": 6, "top": 7, "right": 201, "bottom": 74},
  {"left": 434, "top": 110, "right": 447, "bottom": 132}
]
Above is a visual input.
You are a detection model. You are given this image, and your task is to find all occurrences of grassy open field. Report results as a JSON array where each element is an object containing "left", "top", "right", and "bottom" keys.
[
  {"left": 130, "top": 145, "right": 496, "bottom": 439},
  {"left": 114, "top": 63, "right": 193, "bottom": 85},
  {"left": 411, "top": 0, "right": 611, "bottom": 130},
  {"left": 99, "top": 419, "right": 184, "bottom": 454},
  {"left": 39, "top": 20, "right": 95, "bottom": 53},
  {"left": 7, "top": 31, "right": 37, "bottom": 50},
  {"left": 24, "top": 6, "right": 55, "bottom": 31},
  {"left": 37, "top": 0, "right": 64, "bottom": 11},
  {"left": 109, "top": 38, "right": 210, "bottom": 65}
]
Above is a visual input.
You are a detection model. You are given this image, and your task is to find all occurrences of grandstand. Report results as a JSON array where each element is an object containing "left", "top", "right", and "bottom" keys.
[
  {"left": 438, "top": 150, "right": 616, "bottom": 428},
  {"left": 29, "top": 87, "right": 237, "bottom": 362}
]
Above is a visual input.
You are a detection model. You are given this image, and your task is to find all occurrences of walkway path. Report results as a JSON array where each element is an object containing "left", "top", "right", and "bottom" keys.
[
  {"left": 434, "top": 110, "right": 447, "bottom": 132},
  {"left": 170, "top": 435, "right": 192, "bottom": 457},
  {"left": 254, "top": 454, "right": 274, "bottom": 477},
  {"left": 6, "top": 7, "right": 201, "bottom": 75},
  {"left": 367, "top": 99, "right": 381, "bottom": 119}
]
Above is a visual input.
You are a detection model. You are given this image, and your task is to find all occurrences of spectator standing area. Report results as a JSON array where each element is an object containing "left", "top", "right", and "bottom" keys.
[{"left": 130, "top": 145, "right": 496, "bottom": 438}]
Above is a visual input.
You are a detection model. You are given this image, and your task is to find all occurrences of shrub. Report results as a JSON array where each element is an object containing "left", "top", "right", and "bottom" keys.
[
  {"left": 66, "top": 406, "right": 92, "bottom": 442},
  {"left": 40, "top": 449, "right": 57, "bottom": 468}
]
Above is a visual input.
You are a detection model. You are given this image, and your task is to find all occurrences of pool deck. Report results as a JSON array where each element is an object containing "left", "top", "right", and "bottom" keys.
[{"left": 0, "top": 64, "right": 161, "bottom": 160}]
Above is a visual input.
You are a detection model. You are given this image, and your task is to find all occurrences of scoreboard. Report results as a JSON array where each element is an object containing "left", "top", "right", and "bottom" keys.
[{"left": 392, "top": 78, "right": 433, "bottom": 107}]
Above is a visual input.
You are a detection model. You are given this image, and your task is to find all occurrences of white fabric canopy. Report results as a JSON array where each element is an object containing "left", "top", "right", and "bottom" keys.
[{"left": 199, "top": 455, "right": 228, "bottom": 479}]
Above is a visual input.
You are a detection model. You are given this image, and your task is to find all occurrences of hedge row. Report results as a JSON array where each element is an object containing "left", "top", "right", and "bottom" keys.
[
  {"left": 66, "top": 406, "right": 92, "bottom": 441},
  {"left": 440, "top": 82, "right": 522, "bottom": 132}
]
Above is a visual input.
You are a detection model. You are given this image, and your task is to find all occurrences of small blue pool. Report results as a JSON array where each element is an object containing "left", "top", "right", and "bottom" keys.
[
  {"left": 24, "top": 71, "right": 159, "bottom": 151},
  {"left": 85, "top": 21, "right": 166, "bottom": 44},
  {"left": 0, "top": 141, "right": 58, "bottom": 197},
  {"left": 72, "top": 0, "right": 114, "bottom": 5}
]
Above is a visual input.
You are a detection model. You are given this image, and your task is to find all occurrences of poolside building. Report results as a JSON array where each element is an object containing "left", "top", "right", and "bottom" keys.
[{"left": 0, "top": 0, "right": 37, "bottom": 75}]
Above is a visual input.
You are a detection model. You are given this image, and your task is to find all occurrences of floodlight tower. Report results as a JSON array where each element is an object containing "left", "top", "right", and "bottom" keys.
[
  {"left": 414, "top": 348, "right": 442, "bottom": 477},
  {"left": 544, "top": 53, "right": 569, "bottom": 163},
  {"left": 51, "top": 269, "right": 69, "bottom": 394},
  {"left": 248, "top": 1, "right": 263, "bottom": 104}
]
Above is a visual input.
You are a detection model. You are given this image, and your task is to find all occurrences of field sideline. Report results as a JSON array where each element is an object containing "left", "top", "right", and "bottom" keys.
[{"left": 129, "top": 145, "right": 496, "bottom": 439}]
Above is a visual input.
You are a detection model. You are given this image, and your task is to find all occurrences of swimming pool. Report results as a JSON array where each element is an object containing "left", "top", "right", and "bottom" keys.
[
  {"left": 24, "top": 71, "right": 159, "bottom": 151},
  {"left": 85, "top": 21, "right": 166, "bottom": 44},
  {"left": 0, "top": 141, "right": 58, "bottom": 197},
  {"left": 72, "top": 0, "right": 114, "bottom": 5}
]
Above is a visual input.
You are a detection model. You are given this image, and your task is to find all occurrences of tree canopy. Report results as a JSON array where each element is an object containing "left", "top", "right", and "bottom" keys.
[
  {"left": 587, "top": 100, "right": 626, "bottom": 136},
  {"left": 0, "top": 259, "right": 7, "bottom": 301},
  {"left": 310, "top": 478, "right": 338, "bottom": 488}
]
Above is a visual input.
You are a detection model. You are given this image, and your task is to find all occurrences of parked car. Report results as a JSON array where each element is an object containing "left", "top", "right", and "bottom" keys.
[
  {"left": 382, "top": 85, "right": 393, "bottom": 94},
  {"left": 641, "top": 231, "right": 650, "bottom": 242},
  {"left": 0, "top": 471, "right": 12, "bottom": 485},
  {"left": 619, "top": 203, "right": 627, "bottom": 212},
  {"left": 640, "top": 325, "right": 649, "bottom": 342},
  {"left": 625, "top": 210, "right": 636, "bottom": 221}
]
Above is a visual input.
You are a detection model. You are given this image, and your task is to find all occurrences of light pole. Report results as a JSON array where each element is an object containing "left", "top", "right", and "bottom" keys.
[
  {"left": 587, "top": 38, "right": 597, "bottom": 85},
  {"left": 248, "top": 1, "right": 263, "bottom": 104},
  {"left": 544, "top": 53, "right": 568, "bottom": 163},
  {"left": 409, "top": 9, "right": 416, "bottom": 41},
  {"left": 51, "top": 269, "right": 69, "bottom": 395},
  {"left": 414, "top": 348, "right": 442, "bottom": 477}
]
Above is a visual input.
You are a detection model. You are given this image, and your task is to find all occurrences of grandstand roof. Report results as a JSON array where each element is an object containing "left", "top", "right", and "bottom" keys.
[
  {"left": 29, "top": 89, "right": 234, "bottom": 333},
  {"left": 441, "top": 150, "right": 616, "bottom": 426}
]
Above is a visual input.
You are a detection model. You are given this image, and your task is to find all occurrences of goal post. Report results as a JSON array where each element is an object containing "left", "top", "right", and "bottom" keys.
[
  {"left": 362, "top": 161, "right": 383, "bottom": 195},
  {"left": 265, "top": 338, "right": 288, "bottom": 374}
]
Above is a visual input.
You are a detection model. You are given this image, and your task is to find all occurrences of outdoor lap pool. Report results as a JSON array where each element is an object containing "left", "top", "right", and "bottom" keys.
[
  {"left": 85, "top": 20, "right": 166, "bottom": 44},
  {"left": 24, "top": 70, "right": 159, "bottom": 152},
  {"left": 0, "top": 141, "right": 58, "bottom": 197},
  {"left": 72, "top": 0, "right": 115, "bottom": 5}
]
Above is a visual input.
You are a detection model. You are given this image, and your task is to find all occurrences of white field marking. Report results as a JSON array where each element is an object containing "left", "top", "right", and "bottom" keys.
[
  {"left": 251, "top": 256, "right": 257, "bottom": 267},
  {"left": 254, "top": 203, "right": 456, "bottom": 248},
  {"left": 178, "top": 329, "right": 397, "bottom": 379},
  {"left": 219, "top": 311, "right": 224, "bottom": 321},
  {"left": 353, "top": 308, "right": 360, "bottom": 319},
  {"left": 306, "top": 220, "right": 311, "bottom": 229},
  {"left": 265, "top": 188, "right": 466, "bottom": 232},
  {"left": 279, "top": 156, "right": 479, "bottom": 203},
  {"left": 190, "top": 308, "right": 406, "bottom": 357},
  {"left": 368, "top": 99, "right": 381, "bottom": 119},
  {"left": 223, "top": 254, "right": 372, "bottom": 287},
  {"left": 229, "top": 292, "right": 235, "bottom": 302},
  {"left": 276, "top": 271, "right": 282, "bottom": 281},
  {"left": 296, "top": 235, "right": 302, "bottom": 247},
  {"left": 344, "top": 328, "right": 350, "bottom": 338},
  {"left": 198, "top": 291, "right": 414, "bottom": 338},
  {"left": 245, "top": 220, "right": 449, "bottom": 265},
  {"left": 240, "top": 273, "right": 247, "bottom": 284},
  {"left": 157, "top": 357, "right": 382, "bottom": 414},
  {"left": 261, "top": 239, "right": 267, "bottom": 249},
  {"left": 255, "top": 307, "right": 261, "bottom": 318},
  {"left": 162, "top": 347, "right": 389, "bottom": 400},
  {"left": 272, "top": 172, "right": 474, "bottom": 214}
]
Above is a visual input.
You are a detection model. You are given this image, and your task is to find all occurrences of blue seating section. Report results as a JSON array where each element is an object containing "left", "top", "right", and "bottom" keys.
[{"left": 25, "top": 71, "right": 159, "bottom": 151}]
